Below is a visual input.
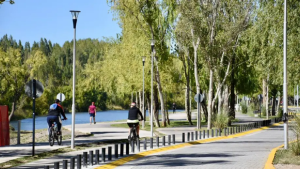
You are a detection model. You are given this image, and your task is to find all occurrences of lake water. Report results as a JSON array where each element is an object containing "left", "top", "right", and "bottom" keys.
[{"left": 9, "top": 109, "right": 176, "bottom": 131}]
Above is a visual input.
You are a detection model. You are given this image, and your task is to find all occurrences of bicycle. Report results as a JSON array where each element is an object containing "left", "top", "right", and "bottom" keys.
[
  {"left": 49, "top": 120, "right": 64, "bottom": 146},
  {"left": 128, "top": 123, "right": 139, "bottom": 146}
]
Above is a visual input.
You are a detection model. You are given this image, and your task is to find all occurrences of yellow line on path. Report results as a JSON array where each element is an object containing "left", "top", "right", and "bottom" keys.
[{"left": 95, "top": 122, "right": 283, "bottom": 169}]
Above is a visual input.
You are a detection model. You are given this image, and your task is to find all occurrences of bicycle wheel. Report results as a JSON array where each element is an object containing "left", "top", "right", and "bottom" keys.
[
  {"left": 132, "top": 128, "right": 137, "bottom": 145},
  {"left": 49, "top": 128, "right": 54, "bottom": 146},
  {"left": 57, "top": 132, "right": 62, "bottom": 145}
]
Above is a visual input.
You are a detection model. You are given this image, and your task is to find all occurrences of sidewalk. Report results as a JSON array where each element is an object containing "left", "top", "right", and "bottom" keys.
[{"left": 0, "top": 111, "right": 274, "bottom": 169}]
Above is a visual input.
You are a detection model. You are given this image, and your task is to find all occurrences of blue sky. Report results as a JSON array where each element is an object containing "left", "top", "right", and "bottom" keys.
[{"left": 0, "top": 0, "right": 121, "bottom": 46}]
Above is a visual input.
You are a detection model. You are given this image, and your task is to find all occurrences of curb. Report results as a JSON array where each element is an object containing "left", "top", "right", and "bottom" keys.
[
  {"left": 95, "top": 122, "right": 283, "bottom": 169},
  {"left": 264, "top": 144, "right": 284, "bottom": 169}
]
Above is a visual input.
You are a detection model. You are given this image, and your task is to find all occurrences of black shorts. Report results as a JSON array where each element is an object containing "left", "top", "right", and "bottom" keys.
[{"left": 127, "top": 122, "right": 139, "bottom": 127}]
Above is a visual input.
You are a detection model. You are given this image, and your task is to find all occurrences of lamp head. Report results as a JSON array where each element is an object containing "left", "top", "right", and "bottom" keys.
[{"left": 70, "top": 10, "right": 81, "bottom": 28}]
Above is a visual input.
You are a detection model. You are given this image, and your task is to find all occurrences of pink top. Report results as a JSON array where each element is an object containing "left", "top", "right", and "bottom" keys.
[{"left": 89, "top": 105, "right": 96, "bottom": 113}]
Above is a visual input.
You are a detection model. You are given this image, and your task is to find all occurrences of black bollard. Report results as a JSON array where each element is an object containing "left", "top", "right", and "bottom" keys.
[
  {"left": 126, "top": 142, "right": 129, "bottom": 155},
  {"left": 187, "top": 132, "right": 190, "bottom": 142},
  {"left": 199, "top": 131, "right": 202, "bottom": 139},
  {"left": 96, "top": 150, "right": 100, "bottom": 164},
  {"left": 195, "top": 131, "right": 198, "bottom": 140},
  {"left": 83, "top": 152, "right": 87, "bottom": 167},
  {"left": 150, "top": 138, "right": 153, "bottom": 149},
  {"left": 168, "top": 135, "right": 171, "bottom": 145},
  {"left": 207, "top": 130, "right": 210, "bottom": 138},
  {"left": 70, "top": 157, "right": 75, "bottom": 169},
  {"left": 44, "top": 166, "right": 49, "bottom": 169},
  {"left": 172, "top": 134, "right": 175, "bottom": 144},
  {"left": 89, "top": 150, "right": 94, "bottom": 166},
  {"left": 191, "top": 132, "right": 194, "bottom": 141},
  {"left": 63, "top": 160, "right": 68, "bottom": 169},
  {"left": 137, "top": 139, "right": 140, "bottom": 152},
  {"left": 120, "top": 143, "right": 124, "bottom": 156},
  {"left": 114, "top": 144, "right": 118, "bottom": 159},
  {"left": 101, "top": 148, "right": 106, "bottom": 163},
  {"left": 54, "top": 162, "right": 59, "bottom": 169},
  {"left": 203, "top": 130, "right": 205, "bottom": 139},
  {"left": 182, "top": 133, "right": 185, "bottom": 142},
  {"left": 162, "top": 136, "right": 165, "bottom": 146},
  {"left": 144, "top": 138, "right": 147, "bottom": 150},
  {"left": 108, "top": 146, "right": 112, "bottom": 161},
  {"left": 77, "top": 154, "right": 82, "bottom": 169}
]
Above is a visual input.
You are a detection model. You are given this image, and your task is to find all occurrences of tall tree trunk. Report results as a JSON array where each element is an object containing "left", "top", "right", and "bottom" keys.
[
  {"left": 207, "top": 68, "right": 214, "bottom": 129},
  {"left": 202, "top": 91, "right": 209, "bottom": 122},
  {"left": 185, "top": 86, "right": 192, "bottom": 125},
  {"left": 136, "top": 91, "right": 139, "bottom": 108},
  {"left": 276, "top": 95, "right": 281, "bottom": 115},
  {"left": 8, "top": 102, "right": 15, "bottom": 121},
  {"left": 263, "top": 78, "right": 267, "bottom": 106},
  {"left": 139, "top": 90, "right": 142, "bottom": 113},
  {"left": 272, "top": 94, "right": 276, "bottom": 116},
  {"left": 154, "top": 57, "right": 166, "bottom": 127},
  {"left": 153, "top": 86, "right": 160, "bottom": 127},
  {"left": 223, "top": 85, "right": 229, "bottom": 114},
  {"left": 229, "top": 56, "right": 235, "bottom": 124},
  {"left": 165, "top": 92, "right": 170, "bottom": 125},
  {"left": 146, "top": 93, "right": 151, "bottom": 125},
  {"left": 266, "top": 74, "right": 269, "bottom": 119},
  {"left": 218, "top": 83, "right": 223, "bottom": 114}
]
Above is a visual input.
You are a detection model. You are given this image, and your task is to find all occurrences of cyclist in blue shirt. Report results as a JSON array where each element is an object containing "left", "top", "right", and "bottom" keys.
[
  {"left": 47, "top": 99, "right": 67, "bottom": 135},
  {"left": 127, "top": 102, "right": 143, "bottom": 139}
]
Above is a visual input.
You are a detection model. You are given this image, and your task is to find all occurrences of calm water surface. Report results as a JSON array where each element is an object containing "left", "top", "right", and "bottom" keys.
[{"left": 9, "top": 109, "right": 180, "bottom": 131}]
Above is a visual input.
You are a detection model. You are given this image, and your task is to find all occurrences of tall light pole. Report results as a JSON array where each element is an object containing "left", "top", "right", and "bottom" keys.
[
  {"left": 283, "top": 0, "right": 288, "bottom": 149},
  {"left": 142, "top": 56, "right": 145, "bottom": 129},
  {"left": 150, "top": 39, "right": 155, "bottom": 137},
  {"left": 70, "top": 10, "right": 80, "bottom": 149}
]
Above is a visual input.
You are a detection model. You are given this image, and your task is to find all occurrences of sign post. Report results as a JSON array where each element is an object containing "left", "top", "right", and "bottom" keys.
[
  {"left": 25, "top": 79, "right": 44, "bottom": 156},
  {"left": 194, "top": 94, "right": 203, "bottom": 130}
]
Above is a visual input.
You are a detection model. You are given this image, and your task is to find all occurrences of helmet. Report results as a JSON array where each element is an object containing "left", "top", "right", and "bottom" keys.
[{"left": 55, "top": 99, "right": 61, "bottom": 103}]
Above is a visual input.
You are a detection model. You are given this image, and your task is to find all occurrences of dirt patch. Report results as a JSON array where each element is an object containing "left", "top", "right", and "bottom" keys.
[
  {"left": 274, "top": 164, "right": 300, "bottom": 169},
  {"left": 10, "top": 127, "right": 90, "bottom": 145}
]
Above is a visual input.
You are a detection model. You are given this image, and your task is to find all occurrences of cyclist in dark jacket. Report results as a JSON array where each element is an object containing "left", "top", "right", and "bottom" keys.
[
  {"left": 47, "top": 99, "right": 67, "bottom": 135},
  {"left": 127, "top": 102, "right": 143, "bottom": 139}
]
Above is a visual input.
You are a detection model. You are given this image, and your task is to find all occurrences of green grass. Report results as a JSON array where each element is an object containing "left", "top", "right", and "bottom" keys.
[
  {"left": 0, "top": 139, "right": 127, "bottom": 168},
  {"left": 273, "top": 147, "right": 300, "bottom": 165}
]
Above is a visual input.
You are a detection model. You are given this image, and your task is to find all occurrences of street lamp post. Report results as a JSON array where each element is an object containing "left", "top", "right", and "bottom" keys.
[
  {"left": 150, "top": 39, "right": 155, "bottom": 137},
  {"left": 70, "top": 10, "right": 80, "bottom": 149},
  {"left": 283, "top": 0, "right": 288, "bottom": 149},
  {"left": 142, "top": 56, "right": 145, "bottom": 129}
]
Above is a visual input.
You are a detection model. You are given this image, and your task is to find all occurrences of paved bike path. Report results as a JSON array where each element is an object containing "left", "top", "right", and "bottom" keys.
[{"left": 113, "top": 124, "right": 288, "bottom": 169}]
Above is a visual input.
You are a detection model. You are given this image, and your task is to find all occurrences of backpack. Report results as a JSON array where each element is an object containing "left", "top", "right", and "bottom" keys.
[{"left": 50, "top": 103, "right": 58, "bottom": 110}]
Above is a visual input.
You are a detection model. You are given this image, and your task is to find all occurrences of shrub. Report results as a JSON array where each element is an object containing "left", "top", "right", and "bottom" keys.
[
  {"left": 240, "top": 101, "right": 248, "bottom": 114},
  {"left": 291, "top": 116, "right": 300, "bottom": 155},
  {"left": 290, "top": 141, "right": 300, "bottom": 156},
  {"left": 213, "top": 113, "right": 229, "bottom": 130}
]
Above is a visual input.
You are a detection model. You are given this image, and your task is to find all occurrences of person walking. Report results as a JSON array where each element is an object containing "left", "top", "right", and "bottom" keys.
[
  {"left": 88, "top": 102, "right": 97, "bottom": 124},
  {"left": 172, "top": 102, "right": 176, "bottom": 113}
]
